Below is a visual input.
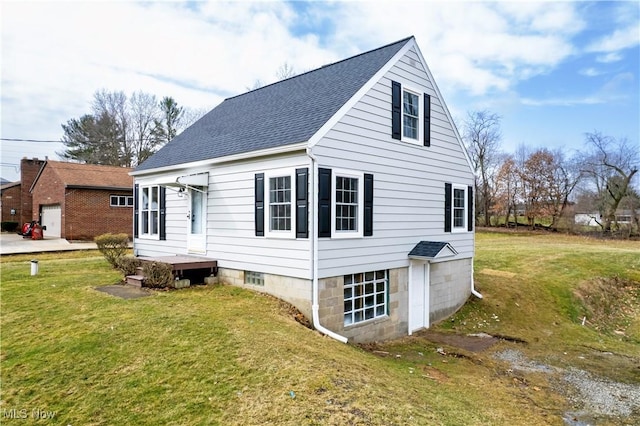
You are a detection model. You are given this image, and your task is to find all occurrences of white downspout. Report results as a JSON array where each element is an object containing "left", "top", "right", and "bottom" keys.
[
  {"left": 470, "top": 257, "right": 483, "bottom": 299},
  {"left": 307, "top": 147, "right": 348, "bottom": 343}
]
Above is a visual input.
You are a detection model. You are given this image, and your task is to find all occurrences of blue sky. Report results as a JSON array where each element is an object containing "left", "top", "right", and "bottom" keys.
[{"left": 1, "top": 1, "right": 638, "bottom": 182}]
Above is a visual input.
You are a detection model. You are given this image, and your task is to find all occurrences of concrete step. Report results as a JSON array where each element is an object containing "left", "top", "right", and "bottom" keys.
[{"left": 126, "top": 274, "right": 144, "bottom": 287}]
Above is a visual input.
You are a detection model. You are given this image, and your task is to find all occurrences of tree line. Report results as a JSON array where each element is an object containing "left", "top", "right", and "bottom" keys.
[
  {"left": 59, "top": 90, "right": 206, "bottom": 167},
  {"left": 462, "top": 110, "right": 639, "bottom": 235}
]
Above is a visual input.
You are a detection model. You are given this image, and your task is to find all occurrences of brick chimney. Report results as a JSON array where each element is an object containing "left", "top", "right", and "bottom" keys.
[{"left": 20, "top": 157, "right": 46, "bottom": 225}]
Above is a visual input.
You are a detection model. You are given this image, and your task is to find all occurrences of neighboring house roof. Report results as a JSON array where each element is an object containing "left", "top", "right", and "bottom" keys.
[
  {"left": 30, "top": 161, "right": 133, "bottom": 192},
  {"left": 408, "top": 241, "right": 458, "bottom": 259},
  {"left": 1, "top": 177, "right": 12, "bottom": 185},
  {"left": 135, "top": 36, "right": 413, "bottom": 172},
  {"left": 1, "top": 181, "right": 21, "bottom": 191}
]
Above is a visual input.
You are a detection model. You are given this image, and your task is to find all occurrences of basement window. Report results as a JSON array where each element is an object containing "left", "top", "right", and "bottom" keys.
[
  {"left": 343, "top": 270, "right": 388, "bottom": 326},
  {"left": 245, "top": 271, "right": 264, "bottom": 286}
]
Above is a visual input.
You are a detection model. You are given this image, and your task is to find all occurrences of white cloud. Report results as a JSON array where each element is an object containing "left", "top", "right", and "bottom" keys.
[
  {"left": 596, "top": 52, "right": 623, "bottom": 63},
  {"left": 521, "top": 72, "right": 634, "bottom": 106},
  {"left": 579, "top": 68, "right": 601, "bottom": 77},
  {"left": 1, "top": 0, "right": 636, "bottom": 176},
  {"left": 586, "top": 25, "right": 640, "bottom": 53}
]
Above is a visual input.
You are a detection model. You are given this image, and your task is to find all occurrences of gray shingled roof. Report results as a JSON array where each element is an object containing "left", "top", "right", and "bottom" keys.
[
  {"left": 408, "top": 241, "right": 457, "bottom": 258},
  {"left": 135, "top": 37, "right": 412, "bottom": 172}
]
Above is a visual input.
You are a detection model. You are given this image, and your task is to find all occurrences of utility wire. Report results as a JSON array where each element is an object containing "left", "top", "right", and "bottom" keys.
[{"left": 1, "top": 138, "right": 62, "bottom": 143}]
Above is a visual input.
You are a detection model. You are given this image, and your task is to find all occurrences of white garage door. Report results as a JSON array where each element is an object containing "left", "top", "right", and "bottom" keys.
[{"left": 41, "top": 205, "right": 62, "bottom": 238}]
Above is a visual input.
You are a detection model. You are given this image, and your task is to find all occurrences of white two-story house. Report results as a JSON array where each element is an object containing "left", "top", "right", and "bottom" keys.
[{"left": 131, "top": 36, "right": 478, "bottom": 343}]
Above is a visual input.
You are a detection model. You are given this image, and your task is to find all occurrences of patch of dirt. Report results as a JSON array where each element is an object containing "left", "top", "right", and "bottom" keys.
[
  {"left": 421, "top": 365, "right": 450, "bottom": 383},
  {"left": 95, "top": 284, "right": 153, "bottom": 299},
  {"left": 573, "top": 276, "right": 640, "bottom": 334},
  {"left": 479, "top": 268, "right": 517, "bottom": 278},
  {"left": 277, "top": 299, "right": 312, "bottom": 329},
  {"left": 413, "top": 330, "right": 499, "bottom": 353}
]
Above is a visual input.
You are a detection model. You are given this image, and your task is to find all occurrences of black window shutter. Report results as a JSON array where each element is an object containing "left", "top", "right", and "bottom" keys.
[
  {"left": 133, "top": 184, "right": 139, "bottom": 238},
  {"left": 424, "top": 94, "right": 431, "bottom": 147},
  {"left": 296, "top": 168, "right": 308, "bottom": 238},
  {"left": 255, "top": 173, "right": 264, "bottom": 236},
  {"left": 364, "top": 173, "right": 374, "bottom": 236},
  {"left": 318, "top": 168, "right": 332, "bottom": 238},
  {"left": 391, "top": 81, "right": 401, "bottom": 140},
  {"left": 444, "top": 183, "right": 452, "bottom": 233},
  {"left": 467, "top": 185, "right": 474, "bottom": 232},
  {"left": 159, "top": 186, "right": 166, "bottom": 240}
]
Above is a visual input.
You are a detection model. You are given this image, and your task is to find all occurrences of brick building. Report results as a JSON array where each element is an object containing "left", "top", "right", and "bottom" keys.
[
  {"left": 0, "top": 158, "right": 46, "bottom": 226},
  {"left": 31, "top": 161, "right": 133, "bottom": 240},
  {"left": 0, "top": 181, "right": 21, "bottom": 224}
]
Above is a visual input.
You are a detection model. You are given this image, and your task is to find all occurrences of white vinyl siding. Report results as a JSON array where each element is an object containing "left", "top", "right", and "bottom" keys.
[
  {"left": 313, "top": 46, "right": 474, "bottom": 278},
  {"left": 133, "top": 153, "right": 312, "bottom": 279}
]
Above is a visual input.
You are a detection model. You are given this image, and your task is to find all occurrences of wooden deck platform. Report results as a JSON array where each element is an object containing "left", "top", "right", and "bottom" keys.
[{"left": 138, "top": 255, "right": 218, "bottom": 277}]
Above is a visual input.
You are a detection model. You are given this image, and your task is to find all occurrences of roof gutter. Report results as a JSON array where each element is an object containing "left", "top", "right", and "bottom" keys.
[
  {"left": 130, "top": 142, "right": 308, "bottom": 177},
  {"left": 307, "top": 146, "right": 348, "bottom": 343}
]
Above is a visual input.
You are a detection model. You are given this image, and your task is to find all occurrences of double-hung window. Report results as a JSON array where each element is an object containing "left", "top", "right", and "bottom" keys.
[
  {"left": 392, "top": 80, "right": 430, "bottom": 146},
  {"left": 332, "top": 170, "right": 364, "bottom": 238},
  {"left": 140, "top": 185, "right": 159, "bottom": 237},
  {"left": 269, "top": 175, "right": 292, "bottom": 233},
  {"left": 402, "top": 89, "right": 420, "bottom": 141},
  {"left": 453, "top": 186, "right": 466, "bottom": 229},
  {"left": 262, "top": 169, "right": 296, "bottom": 238},
  {"left": 344, "top": 270, "right": 388, "bottom": 326},
  {"left": 255, "top": 168, "right": 308, "bottom": 238}
]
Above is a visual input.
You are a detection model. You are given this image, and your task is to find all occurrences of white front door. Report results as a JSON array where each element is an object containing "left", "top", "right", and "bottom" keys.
[
  {"left": 409, "top": 260, "right": 430, "bottom": 334},
  {"left": 187, "top": 188, "right": 206, "bottom": 253}
]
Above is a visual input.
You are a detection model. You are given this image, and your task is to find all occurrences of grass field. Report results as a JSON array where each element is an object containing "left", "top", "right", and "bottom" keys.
[{"left": 1, "top": 231, "right": 638, "bottom": 425}]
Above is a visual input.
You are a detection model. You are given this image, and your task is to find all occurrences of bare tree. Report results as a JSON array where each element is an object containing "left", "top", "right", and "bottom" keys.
[
  {"left": 60, "top": 90, "right": 198, "bottom": 167},
  {"left": 129, "top": 91, "right": 160, "bottom": 166},
  {"left": 92, "top": 89, "right": 130, "bottom": 165},
  {"left": 493, "top": 155, "right": 519, "bottom": 226},
  {"left": 275, "top": 62, "right": 296, "bottom": 80},
  {"left": 180, "top": 107, "right": 208, "bottom": 132},
  {"left": 462, "top": 110, "right": 502, "bottom": 226},
  {"left": 579, "top": 131, "right": 639, "bottom": 232}
]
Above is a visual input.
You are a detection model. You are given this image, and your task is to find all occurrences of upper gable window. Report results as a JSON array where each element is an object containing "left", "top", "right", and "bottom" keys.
[
  {"left": 403, "top": 89, "right": 420, "bottom": 141},
  {"left": 392, "top": 81, "right": 430, "bottom": 146}
]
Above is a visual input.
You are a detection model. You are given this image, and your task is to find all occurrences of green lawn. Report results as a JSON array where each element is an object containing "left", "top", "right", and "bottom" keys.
[{"left": 1, "top": 232, "right": 638, "bottom": 425}]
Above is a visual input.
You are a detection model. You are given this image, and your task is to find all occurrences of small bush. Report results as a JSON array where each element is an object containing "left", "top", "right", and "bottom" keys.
[
  {"left": 116, "top": 256, "right": 143, "bottom": 276},
  {"left": 1, "top": 221, "right": 19, "bottom": 232},
  {"left": 142, "top": 262, "right": 173, "bottom": 288},
  {"left": 95, "top": 233, "right": 129, "bottom": 268}
]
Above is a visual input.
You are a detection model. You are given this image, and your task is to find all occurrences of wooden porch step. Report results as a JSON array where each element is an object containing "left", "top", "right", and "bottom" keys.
[{"left": 126, "top": 274, "right": 145, "bottom": 287}]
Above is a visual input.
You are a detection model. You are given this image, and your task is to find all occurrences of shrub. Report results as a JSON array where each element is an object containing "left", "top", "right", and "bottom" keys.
[
  {"left": 116, "top": 256, "right": 143, "bottom": 276},
  {"left": 95, "top": 233, "right": 130, "bottom": 268},
  {"left": 142, "top": 262, "right": 173, "bottom": 288},
  {"left": 1, "top": 221, "right": 19, "bottom": 232}
]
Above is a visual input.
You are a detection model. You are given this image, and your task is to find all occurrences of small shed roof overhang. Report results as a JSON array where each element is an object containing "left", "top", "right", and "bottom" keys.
[
  {"left": 146, "top": 172, "right": 209, "bottom": 193},
  {"left": 408, "top": 241, "right": 458, "bottom": 260}
]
